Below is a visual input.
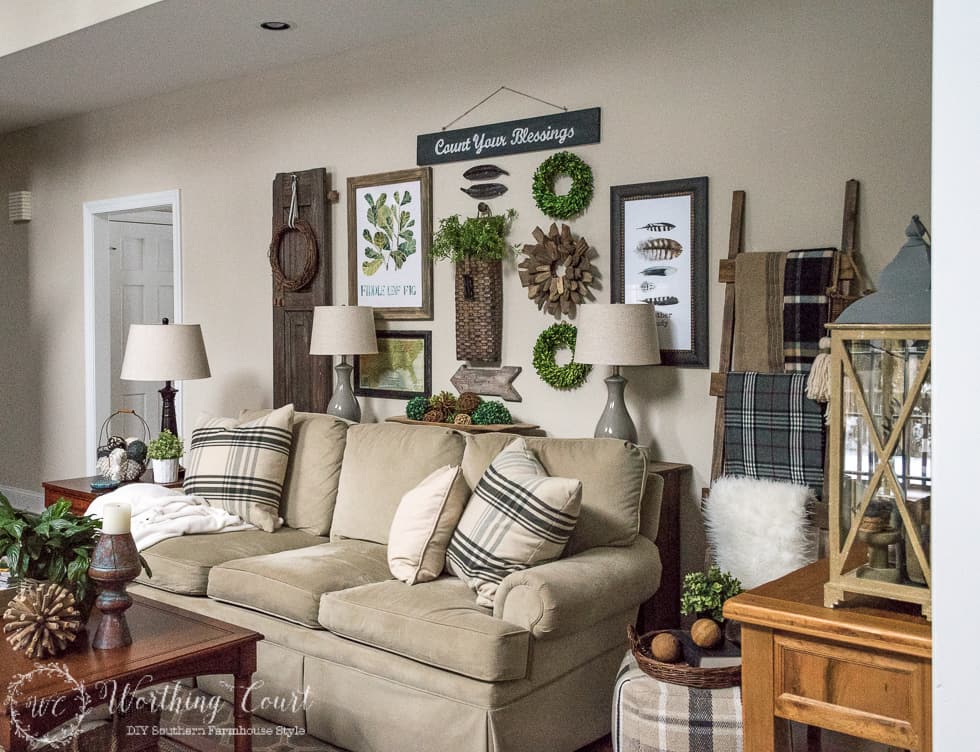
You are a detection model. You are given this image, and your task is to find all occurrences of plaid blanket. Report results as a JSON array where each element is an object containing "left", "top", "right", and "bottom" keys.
[
  {"left": 614, "top": 653, "right": 743, "bottom": 752},
  {"left": 783, "top": 248, "right": 837, "bottom": 372},
  {"left": 723, "top": 372, "right": 824, "bottom": 488}
]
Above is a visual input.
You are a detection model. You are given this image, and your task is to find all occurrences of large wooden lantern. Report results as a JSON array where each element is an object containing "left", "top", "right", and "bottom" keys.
[{"left": 825, "top": 217, "right": 932, "bottom": 620}]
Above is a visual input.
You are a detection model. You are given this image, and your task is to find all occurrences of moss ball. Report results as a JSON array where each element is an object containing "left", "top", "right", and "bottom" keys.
[
  {"left": 406, "top": 395, "right": 430, "bottom": 421},
  {"left": 650, "top": 632, "right": 683, "bottom": 663},
  {"left": 691, "top": 618, "right": 723, "bottom": 649},
  {"left": 471, "top": 400, "right": 512, "bottom": 426}
]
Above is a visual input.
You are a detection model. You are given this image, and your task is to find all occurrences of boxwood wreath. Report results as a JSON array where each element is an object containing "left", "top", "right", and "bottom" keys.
[
  {"left": 531, "top": 151, "right": 594, "bottom": 220},
  {"left": 533, "top": 323, "right": 592, "bottom": 390}
]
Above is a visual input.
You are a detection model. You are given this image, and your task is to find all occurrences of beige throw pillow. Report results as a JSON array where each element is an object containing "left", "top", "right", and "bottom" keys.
[
  {"left": 387, "top": 465, "right": 468, "bottom": 585},
  {"left": 446, "top": 438, "right": 582, "bottom": 607},
  {"left": 183, "top": 404, "right": 295, "bottom": 533}
]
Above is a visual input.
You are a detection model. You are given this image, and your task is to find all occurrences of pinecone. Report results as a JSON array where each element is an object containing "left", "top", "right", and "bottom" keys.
[
  {"left": 3, "top": 582, "right": 83, "bottom": 658},
  {"left": 422, "top": 408, "right": 446, "bottom": 423},
  {"left": 454, "top": 413, "right": 473, "bottom": 426},
  {"left": 456, "top": 392, "right": 482, "bottom": 415},
  {"left": 429, "top": 391, "right": 458, "bottom": 414}
]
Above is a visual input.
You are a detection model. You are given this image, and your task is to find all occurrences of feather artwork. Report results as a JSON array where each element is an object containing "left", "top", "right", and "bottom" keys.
[
  {"left": 640, "top": 266, "right": 678, "bottom": 277},
  {"left": 643, "top": 296, "right": 679, "bottom": 306},
  {"left": 460, "top": 183, "right": 508, "bottom": 199},
  {"left": 640, "top": 281, "right": 657, "bottom": 292},
  {"left": 463, "top": 165, "right": 509, "bottom": 181},
  {"left": 637, "top": 222, "right": 676, "bottom": 232},
  {"left": 635, "top": 238, "right": 683, "bottom": 260},
  {"left": 3, "top": 583, "right": 83, "bottom": 658}
]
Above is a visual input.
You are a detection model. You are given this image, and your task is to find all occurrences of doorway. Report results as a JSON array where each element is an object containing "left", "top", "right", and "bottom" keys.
[{"left": 83, "top": 190, "right": 182, "bottom": 474}]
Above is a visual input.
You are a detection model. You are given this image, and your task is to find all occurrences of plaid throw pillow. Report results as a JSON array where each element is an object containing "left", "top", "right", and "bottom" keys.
[
  {"left": 183, "top": 404, "right": 295, "bottom": 532},
  {"left": 446, "top": 438, "right": 582, "bottom": 607}
]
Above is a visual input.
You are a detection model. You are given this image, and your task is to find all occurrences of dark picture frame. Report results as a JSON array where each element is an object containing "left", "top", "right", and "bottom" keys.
[
  {"left": 347, "top": 167, "right": 433, "bottom": 320},
  {"left": 354, "top": 330, "right": 432, "bottom": 399},
  {"left": 610, "top": 176, "right": 709, "bottom": 368}
]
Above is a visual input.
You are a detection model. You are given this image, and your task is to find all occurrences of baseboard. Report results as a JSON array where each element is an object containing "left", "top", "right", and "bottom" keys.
[{"left": 0, "top": 484, "right": 43, "bottom": 514}]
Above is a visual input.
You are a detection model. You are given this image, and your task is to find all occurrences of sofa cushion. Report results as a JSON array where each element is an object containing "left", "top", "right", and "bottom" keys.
[
  {"left": 137, "top": 528, "right": 324, "bottom": 595},
  {"left": 461, "top": 434, "right": 648, "bottom": 555},
  {"left": 331, "top": 423, "right": 465, "bottom": 545},
  {"left": 183, "top": 404, "right": 295, "bottom": 532},
  {"left": 319, "top": 578, "right": 530, "bottom": 681},
  {"left": 240, "top": 409, "right": 350, "bottom": 536},
  {"left": 388, "top": 464, "right": 469, "bottom": 585},
  {"left": 446, "top": 439, "right": 582, "bottom": 607},
  {"left": 207, "top": 540, "right": 392, "bottom": 627}
]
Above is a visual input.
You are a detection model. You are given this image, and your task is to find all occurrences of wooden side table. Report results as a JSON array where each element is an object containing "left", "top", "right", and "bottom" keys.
[
  {"left": 724, "top": 560, "right": 932, "bottom": 752},
  {"left": 637, "top": 461, "right": 691, "bottom": 633},
  {"left": 43, "top": 474, "right": 182, "bottom": 515}
]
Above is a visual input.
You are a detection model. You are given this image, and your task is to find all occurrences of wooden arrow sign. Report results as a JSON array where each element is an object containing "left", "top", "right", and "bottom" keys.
[{"left": 450, "top": 365, "right": 522, "bottom": 402}]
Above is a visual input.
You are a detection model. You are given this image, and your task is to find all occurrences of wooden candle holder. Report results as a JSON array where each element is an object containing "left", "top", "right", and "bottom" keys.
[{"left": 88, "top": 532, "right": 142, "bottom": 650}]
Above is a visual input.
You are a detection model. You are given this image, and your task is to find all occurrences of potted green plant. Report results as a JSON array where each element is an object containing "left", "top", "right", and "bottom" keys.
[
  {"left": 147, "top": 429, "right": 184, "bottom": 483},
  {"left": 680, "top": 565, "right": 743, "bottom": 623},
  {"left": 0, "top": 492, "right": 101, "bottom": 609},
  {"left": 430, "top": 207, "right": 516, "bottom": 362}
]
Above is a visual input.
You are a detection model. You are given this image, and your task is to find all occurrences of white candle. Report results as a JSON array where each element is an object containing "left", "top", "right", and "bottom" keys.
[{"left": 102, "top": 502, "right": 132, "bottom": 535}]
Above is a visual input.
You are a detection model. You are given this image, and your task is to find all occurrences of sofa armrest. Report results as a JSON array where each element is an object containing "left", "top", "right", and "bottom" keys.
[{"left": 492, "top": 536, "right": 662, "bottom": 639}]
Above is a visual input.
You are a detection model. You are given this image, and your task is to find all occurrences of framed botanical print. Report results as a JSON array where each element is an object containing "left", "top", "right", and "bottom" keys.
[
  {"left": 354, "top": 330, "right": 432, "bottom": 400},
  {"left": 610, "top": 176, "right": 709, "bottom": 367},
  {"left": 347, "top": 167, "right": 433, "bottom": 320}
]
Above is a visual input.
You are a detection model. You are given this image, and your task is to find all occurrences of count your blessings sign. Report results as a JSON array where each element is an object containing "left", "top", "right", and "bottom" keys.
[{"left": 417, "top": 107, "right": 600, "bottom": 165}]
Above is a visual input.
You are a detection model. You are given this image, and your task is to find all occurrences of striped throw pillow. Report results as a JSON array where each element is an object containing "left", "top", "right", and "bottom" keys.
[
  {"left": 446, "top": 438, "right": 582, "bottom": 607},
  {"left": 183, "top": 404, "right": 295, "bottom": 532}
]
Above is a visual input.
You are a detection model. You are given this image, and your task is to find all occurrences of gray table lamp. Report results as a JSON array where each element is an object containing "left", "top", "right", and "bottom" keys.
[
  {"left": 574, "top": 303, "right": 661, "bottom": 444},
  {"left": 309, "top": 306, "right": 377, "bottom": 422},
  {"left": 120, "top": 319, "right": 211, "bottom": 438}
]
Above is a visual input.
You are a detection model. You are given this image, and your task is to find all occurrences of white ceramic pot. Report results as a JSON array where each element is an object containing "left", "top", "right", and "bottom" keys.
[{"left": 151, "top": 458, "right": 179, "bottom": 484}]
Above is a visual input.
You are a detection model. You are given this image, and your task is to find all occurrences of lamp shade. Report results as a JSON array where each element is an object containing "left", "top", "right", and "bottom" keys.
[
  {"left": 120, "top": 323, "right": 211, "bottom": 381},
  {"left": 309, "top": 306, "right": 378, "bottom": 356},
  {"left": 574, "top": 303, "right": 661, "bottom": 366}
]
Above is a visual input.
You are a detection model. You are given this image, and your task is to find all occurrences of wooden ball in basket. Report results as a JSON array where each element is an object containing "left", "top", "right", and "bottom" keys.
[
  {"left": 691, "top": 618, "right": 723, "bottom": 649},
  {"left": 650, "top": 632, "right": 683, "bottom": 663}
]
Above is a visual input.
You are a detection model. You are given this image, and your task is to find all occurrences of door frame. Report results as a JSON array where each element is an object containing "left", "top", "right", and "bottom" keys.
[{"left": 83, "top": 190, "right": 182, "bottom": 474}]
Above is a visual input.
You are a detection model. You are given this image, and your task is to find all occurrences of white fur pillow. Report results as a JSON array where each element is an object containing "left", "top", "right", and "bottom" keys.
[{"left": 704, "top": 476, "right": 817, "bottom": 590}]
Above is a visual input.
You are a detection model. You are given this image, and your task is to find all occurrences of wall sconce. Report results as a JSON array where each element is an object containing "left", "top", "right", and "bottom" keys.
[{"left": 8, "top": 191, "right": 31, "bottom": 223}]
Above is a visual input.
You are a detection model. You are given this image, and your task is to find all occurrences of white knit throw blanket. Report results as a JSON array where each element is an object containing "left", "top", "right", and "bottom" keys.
[{"left": 86, "top": 483, "right": 253, "bottom": 551}]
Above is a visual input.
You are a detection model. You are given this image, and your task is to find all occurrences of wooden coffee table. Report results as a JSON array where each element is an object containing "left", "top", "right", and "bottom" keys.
[{"left": 1, "top": 591, "right": 261, "bottom": 752}]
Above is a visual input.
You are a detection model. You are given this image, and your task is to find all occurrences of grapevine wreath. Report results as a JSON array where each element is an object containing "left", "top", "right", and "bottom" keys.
[
  {"left": 531, "top": 152, "right": 594, "bottom": 220},
  {"left": 532, "top": 323, "right": 592, "bottom": 390}
]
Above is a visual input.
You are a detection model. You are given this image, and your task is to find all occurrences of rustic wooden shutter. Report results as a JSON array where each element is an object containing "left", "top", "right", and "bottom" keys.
[{"left": 272, "top": 168, "right": 333, "bottom": 412}]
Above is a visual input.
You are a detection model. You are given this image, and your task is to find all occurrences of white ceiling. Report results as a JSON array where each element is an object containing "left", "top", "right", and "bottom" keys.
[{"left": 0, "top": 0, "right": 535, "bottom": 135}]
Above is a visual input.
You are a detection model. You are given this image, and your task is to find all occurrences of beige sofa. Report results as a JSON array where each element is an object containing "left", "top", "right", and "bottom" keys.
[{"left": 130, "top": 412, "right": 670, "bottom": 752}]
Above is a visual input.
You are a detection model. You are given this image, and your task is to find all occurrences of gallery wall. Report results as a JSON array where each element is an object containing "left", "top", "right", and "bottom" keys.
[{"left": 0, "top": 0, "right": 931, "bottom": 570}]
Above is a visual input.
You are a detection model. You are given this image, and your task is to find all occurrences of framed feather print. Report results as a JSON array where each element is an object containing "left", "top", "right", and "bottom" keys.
[{"left": 610, "top": 176, "right": 709, "bottom": 367}]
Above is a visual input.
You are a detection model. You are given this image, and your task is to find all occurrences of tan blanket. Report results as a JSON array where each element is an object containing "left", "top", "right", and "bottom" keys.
[{"left": 732, "top": 251, "right": 786, "bottom": 372}]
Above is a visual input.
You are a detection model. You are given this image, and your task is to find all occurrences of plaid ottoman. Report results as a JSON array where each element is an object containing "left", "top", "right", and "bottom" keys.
[{"left": 613, "top": 653, "right": 742, "bottom": 752}]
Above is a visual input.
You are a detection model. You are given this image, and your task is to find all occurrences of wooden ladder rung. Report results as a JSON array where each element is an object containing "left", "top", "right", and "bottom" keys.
[{"left": 709, "top": 372, "right": 728, "bottom": 398}]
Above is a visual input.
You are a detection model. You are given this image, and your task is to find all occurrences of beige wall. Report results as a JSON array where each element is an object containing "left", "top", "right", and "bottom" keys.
[{"left": 0, "top": 0, "right": 931, "bottom": 571}]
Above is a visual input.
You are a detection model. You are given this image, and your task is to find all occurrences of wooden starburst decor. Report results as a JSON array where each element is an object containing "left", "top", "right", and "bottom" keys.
[
  {"left": 518, "top": 223, "right": 598, "bottom": 318},
  {"left": 3, "top": 582, "right": 84, "bottom": 658}
]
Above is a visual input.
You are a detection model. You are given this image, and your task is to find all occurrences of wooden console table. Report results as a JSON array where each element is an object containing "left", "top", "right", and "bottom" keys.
[{"left": 724, "top": 560, "right": 931, "bottom": 752}]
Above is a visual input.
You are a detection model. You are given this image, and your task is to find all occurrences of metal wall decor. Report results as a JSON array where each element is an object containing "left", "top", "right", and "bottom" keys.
[{"left": 611, "top": 176, "right": 709, "bottom": 368}]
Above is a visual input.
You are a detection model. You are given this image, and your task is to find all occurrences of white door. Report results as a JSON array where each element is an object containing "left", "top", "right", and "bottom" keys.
[{"left": 109, "top": 216, "right": 174, "bottom": 440}]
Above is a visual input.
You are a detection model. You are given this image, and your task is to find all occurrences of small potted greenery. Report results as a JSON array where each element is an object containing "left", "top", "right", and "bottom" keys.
[
  {"left": 0, "top": 492, "right": 101, "bottom": 610},
  {"left": 680, "top": 565, "right": 743, "bottom": 624},
  {"left": 147, "top": 429, "right": 184, "bottom": 483},
  {"left": 431, "top": 207, "right": 516, "bottom": 362}
]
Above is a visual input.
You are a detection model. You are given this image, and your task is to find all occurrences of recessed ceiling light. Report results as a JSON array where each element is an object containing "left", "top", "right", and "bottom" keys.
[{"left": 260, "top": 21, "right": 291, "bottom": 31}]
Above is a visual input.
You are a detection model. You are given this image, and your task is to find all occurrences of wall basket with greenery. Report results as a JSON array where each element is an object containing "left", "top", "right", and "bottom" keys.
[{"left": 431, "top": 206, "right": 516, "bottom": 362}]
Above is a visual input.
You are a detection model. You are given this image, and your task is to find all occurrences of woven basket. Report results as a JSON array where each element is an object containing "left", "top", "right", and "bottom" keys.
[
  {"left": 455, "top": 258, "right": 502, "bottom": 362},
  {"left": 628, "top": 625, "right": 741, "bottom": 689}
]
